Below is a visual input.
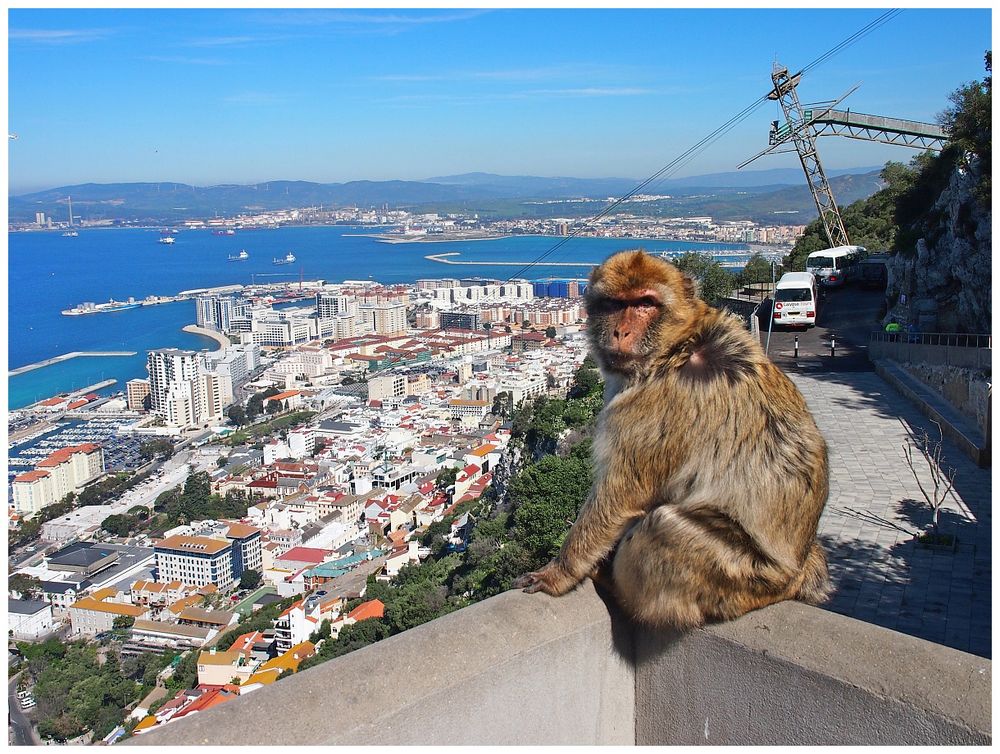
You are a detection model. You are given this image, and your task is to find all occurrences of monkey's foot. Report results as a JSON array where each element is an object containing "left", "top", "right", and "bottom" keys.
[{"left": 513, "top": 561, "right": 578, "bottom": 596}]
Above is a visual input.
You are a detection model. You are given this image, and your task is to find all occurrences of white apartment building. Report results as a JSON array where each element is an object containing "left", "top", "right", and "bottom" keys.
[
  {"left": 196, "top": 295, "right": 250, "bottom": 333},
  {"left": 368, "top": 373, "right": 406, "bottom": 403},
  {"left": 498, "top": 374, "right": 548, "bottom": 406},
  {"left": 153, "top": 535, "right": 236, "bottom": 591},
  {"left": 147, "top": 349, "right": 203, "bottom": 428},
  {"left": 448, "top": 399, "right": 490, "bottom": 423},
  {"left": 316, "top": 292, "right": 357, "bottom": 319},
  {"left": 12, "top": 443, "right": 105, "bottom": 517},
  {"left": 361, "top": 302, "right": 407, "bottom": 336}
]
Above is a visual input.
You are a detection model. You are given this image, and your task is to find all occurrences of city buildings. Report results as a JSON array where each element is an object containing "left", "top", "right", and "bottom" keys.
[
  {"left": 153, "top": 535, "right": 237, "bottom": 591},
  {"left": 12, "top": 443, "right": 105, "bottom": 517}
]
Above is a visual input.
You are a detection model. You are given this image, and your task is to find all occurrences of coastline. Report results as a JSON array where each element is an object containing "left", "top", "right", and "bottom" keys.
[{"left": 181, "top": 324, "right": 230, "bottom": 352}]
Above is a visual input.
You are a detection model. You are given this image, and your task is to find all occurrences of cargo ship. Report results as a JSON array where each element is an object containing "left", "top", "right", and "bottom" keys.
[
  {"left": 273, "top": 252, "right": 296, "bottom": 265},
  {"left": 158, "top": 236, "right": 175, "bottom": 245},
  {"left": 228, "top": 250, "right": 250, "bottom": 261},
  {"left": 61, "top": 299, "right": 141, "bottom": 316}
]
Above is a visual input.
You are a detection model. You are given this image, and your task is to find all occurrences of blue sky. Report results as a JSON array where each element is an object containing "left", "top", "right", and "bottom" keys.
[{"left": 7, "top": 7, "right": 992, "bottom": 193}]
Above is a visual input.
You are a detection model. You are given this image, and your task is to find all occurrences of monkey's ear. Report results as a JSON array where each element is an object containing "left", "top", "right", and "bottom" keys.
[{"left": 681, "top": 273, "right": 699, "bottom": 301}]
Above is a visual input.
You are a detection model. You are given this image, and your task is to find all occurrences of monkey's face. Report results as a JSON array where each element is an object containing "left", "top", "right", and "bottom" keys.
[
  {"left": 588, "top": 291, "right": 663, "bottom": 371},
  {"left": 586, "top": 251, "right": 693, "bottom": 374}
]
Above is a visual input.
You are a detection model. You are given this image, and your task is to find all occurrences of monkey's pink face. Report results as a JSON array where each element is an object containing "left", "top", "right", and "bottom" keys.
[{"left": 589, "top": 288, "right": 664, "bottom": 369}]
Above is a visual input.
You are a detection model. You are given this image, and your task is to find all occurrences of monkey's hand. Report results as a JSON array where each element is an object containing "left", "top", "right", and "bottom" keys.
[{"left": 513, "top": 560, "right": 579, "bottom": 596}]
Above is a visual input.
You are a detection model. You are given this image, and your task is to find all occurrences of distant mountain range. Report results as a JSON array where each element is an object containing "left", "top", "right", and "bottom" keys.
[{"left": 9, "top": 166, "right": 885, "bottom": 225}]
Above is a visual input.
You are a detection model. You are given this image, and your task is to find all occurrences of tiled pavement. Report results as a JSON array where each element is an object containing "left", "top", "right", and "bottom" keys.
[{"left": 790, "top": 370, "right": 991, "bottom": 658}]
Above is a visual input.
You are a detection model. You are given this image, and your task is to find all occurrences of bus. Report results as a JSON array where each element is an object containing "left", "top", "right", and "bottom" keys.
[
  {"left": 772, "top": 271, "right": 818, "bottom": 328},
  {"left": 806, "top": 245, "right": 866, "bottom": 287}
]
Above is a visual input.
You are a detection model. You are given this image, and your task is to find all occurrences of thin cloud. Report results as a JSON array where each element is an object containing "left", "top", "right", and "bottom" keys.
[
  {"left": 9, "top": 28, "right": 113, "bottom": 44},
  {"left": 256, "top": 9, "right": 489, "bottom": 27},
  {"left": 376, "top": 87, "right": 655, "bottom": 107},
  {"left": 184, "top": 34, "right": 288, "bottom": 48}
]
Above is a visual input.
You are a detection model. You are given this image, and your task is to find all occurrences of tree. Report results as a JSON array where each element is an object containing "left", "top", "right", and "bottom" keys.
[
  {"left": 266, "top": 398, "right": 282, "bottom": 415},
  {"left": 101, "top": 514, "right": 135, "bottom": 538},
  {"left": 436, "top": 467, "right": 458, "bottom": 490},
  {"left": 545, "top": 326, "right": 557, "bottom": 338},
  {"left": 510, "top": 454, "right": 592, "bottom": 561},
  {"left": 227, "top": 404, "right": 247, "bottom": 427},
  {"left": 938, "top": 50, "right": 991, "bottom": 197},
  {"left": 737, "top": 253, "right": 774, "bottom": 291},
  {"left": 9, "top": 573, "right": 43, "bottom": 600},
  {"left": 239, "top": 569, "right": 262, "bottom": 591},
  {"left": 139, "top": 438, "right": 174, "bottom": 461},
  {"left": 112, "top": 615, "right": 135, "bottom": 630},
  {"left": 672, "top": 252, "right": 735, "bottom": 306}
]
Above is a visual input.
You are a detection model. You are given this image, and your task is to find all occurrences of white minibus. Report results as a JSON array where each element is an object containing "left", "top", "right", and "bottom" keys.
[
  {"left": 773, "top": 272, "right": 818, "bottom": 328},
  {"left": 806, "top": 245, "right": 866, "bottom": 287}
]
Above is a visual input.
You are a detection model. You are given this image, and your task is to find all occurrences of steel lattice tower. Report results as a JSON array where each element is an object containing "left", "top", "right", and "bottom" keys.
[{"left": 768, "top": 62, "right": 850, "bottom": 248}]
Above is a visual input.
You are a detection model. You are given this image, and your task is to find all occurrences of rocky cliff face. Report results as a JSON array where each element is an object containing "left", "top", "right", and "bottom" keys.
[{"left": 884, "top": 159, "right": 992, "bottom": 334}]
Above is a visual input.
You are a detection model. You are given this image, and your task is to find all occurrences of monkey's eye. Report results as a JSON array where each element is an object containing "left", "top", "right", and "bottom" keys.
[
  {"left": 593, "top": 298, "right": 626, "bottom": 314},
  {"left": 633, "top": 297, "right": 661, "bottom": 309}
]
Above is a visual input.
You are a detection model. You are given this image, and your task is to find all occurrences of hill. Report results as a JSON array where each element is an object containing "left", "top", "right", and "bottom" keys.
[{"left": 9, "top": 167, "right": 883, "bottom": 225}]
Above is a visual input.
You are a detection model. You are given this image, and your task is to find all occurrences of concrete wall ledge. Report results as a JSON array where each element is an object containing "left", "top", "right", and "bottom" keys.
[
  {"left": 137, "top": 583, "right": 990, "bottom": 746},
  {"left": 874, "top": 359, "right": 990, "bottom": 467}
]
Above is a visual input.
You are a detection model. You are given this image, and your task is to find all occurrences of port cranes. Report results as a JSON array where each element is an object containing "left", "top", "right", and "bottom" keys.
[{"left": 739, "top": 61, "right": 949, "bottom": 248}]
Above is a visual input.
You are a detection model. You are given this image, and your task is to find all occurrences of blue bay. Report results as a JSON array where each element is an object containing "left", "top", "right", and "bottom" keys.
[{"left": 8, "top": 226, "right": 746, "bottom": 409}]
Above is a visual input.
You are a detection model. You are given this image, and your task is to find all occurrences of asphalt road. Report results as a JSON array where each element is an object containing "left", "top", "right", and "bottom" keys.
[
  {"left": 8, "top": 674, "right": 39, "bottom": 747},
  {"left": 757, "top": 284, "right": 886, "bottom": 373}
]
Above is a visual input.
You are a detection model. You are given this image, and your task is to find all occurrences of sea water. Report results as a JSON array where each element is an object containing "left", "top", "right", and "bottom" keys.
[{"left": 8, "top": 226, "right": 747, "bottom": 409}]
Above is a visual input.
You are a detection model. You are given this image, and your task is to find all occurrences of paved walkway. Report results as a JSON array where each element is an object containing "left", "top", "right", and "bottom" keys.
[{"left": 791, "top": 370, "right": 991, "bottom": 658}]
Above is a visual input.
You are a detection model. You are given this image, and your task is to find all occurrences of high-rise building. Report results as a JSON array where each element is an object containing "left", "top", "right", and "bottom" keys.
[
  {"left": 126, "top": 378, "right": 151, "bottom": 411},
  {"left": 316, "top": 292, "right": 356, "bottom": 319},
  {"left": 361, "top": 302, "right": 407, "bottom": 335},
  {"left": 440, "top": 310, "right": 481, "bottom": 331},
  {"left": 146, "top": 349, "right": 236, "bottom": 429},
  {"left": 195, "top": 295, "right": 250, "bottom": 333}
]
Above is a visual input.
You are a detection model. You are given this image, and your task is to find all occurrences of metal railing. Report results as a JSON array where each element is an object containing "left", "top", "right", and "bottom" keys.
[{"left": 869, "top": 332, "right": 992, "bottom": 349}]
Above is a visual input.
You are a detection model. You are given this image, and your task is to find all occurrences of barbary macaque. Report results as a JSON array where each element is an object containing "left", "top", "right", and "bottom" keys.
[{"left": 514, "top": 250, "right": 831, "bottom": 628}]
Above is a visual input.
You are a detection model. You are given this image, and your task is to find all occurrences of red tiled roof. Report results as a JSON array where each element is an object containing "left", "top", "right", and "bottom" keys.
[
  {"left": 14, "top": 470, "right": 50, "bottom": 483},
  {"left": 347, "top": 599, "right": 385, "bottom": 622},
  {"left": 37, "top": 443, "right": 102, "bottom": 467},
  {"left": 276, "top": 546, "right": 332, "bottom": 564}
]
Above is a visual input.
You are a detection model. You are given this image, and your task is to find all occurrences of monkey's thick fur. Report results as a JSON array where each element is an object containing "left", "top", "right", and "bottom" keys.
[{"left": 514, "top": 250, "right": 831, "bottom": 628}]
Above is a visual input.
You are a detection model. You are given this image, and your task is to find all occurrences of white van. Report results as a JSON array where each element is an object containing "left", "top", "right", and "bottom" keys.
[
  {"left": 773, "top": 272, "right": 818, "bottom": 328},
  {"left": 806, "top": 245, "right": 866, "bottom": 287}
]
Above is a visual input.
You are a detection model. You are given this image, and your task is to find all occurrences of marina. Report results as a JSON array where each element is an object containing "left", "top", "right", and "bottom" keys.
[{"left": 9, "top": 352, "right": 137, "bottom": 377}]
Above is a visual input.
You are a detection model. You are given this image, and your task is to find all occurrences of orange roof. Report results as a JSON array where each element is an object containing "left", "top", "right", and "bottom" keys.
[
  {"left": 91, "top": 587, "right": 118, "bottom": 601},
  {"left": 71, "top": 596, "right": 145, "bottom": 617},
  {"left": 265, "top": 390, "right": 301, "bottom": 402},
  {"left": 254, "top": 641, "right": 315, "bottom": 676},
  {"left": 226, "top": 522, "right": 260, "bottom": 539},
  {"left": 347, "top": 599, "right": 385, "bottom": 622},
  {"left": 168, "top": 595, "right": 203, "bottom": 614},
  {"left": 448, "top": 399, "right": 489, "bottom": 407},
  {"left": 470, "top": 444, "right": 497, "bottom": 457},
  {"left": 39, "top": 397, "right": 65, "bottom": 406},
  {"left": 155, "top": 534, "right": 231, "bottom": 555},
  {"left": 66, "top": 399, "right": 89, "bottom": 410},
  {"left": 14, "top": 470, "right": 50, "bottom": 483},
  {"left": 133, "top": 716, "right": 158, "bottom": 733},
  {"left": 37, "top": 443, "right": 102, "bottom": 467}
]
